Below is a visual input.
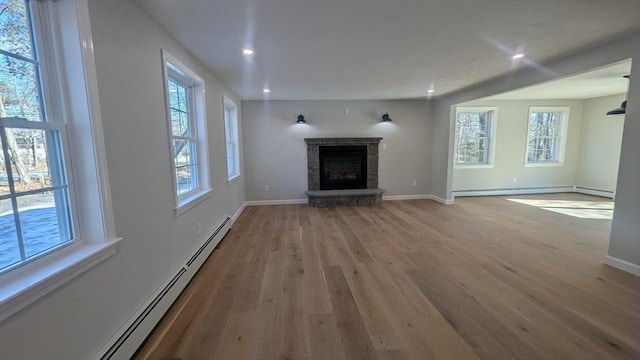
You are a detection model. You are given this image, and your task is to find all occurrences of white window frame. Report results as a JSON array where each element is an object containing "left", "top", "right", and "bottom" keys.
[
  {"left": 0, "top": 0, "right": 120, "bottom": 321},
  {"left": 223, "top": 96, "right": 241, "bottom": 183},
  {"left": 524, "top": 107, "right": 570, "bottom": 167},
  {"left": 161, "top": 49, "right": 211, "bottom": 215},
  {"left": 454, "top": 107, "right": 497, "bottom": 169}
]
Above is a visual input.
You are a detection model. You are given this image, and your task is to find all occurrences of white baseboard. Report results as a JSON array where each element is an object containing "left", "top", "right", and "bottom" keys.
[
  {"left": 230, "top": 202, "right": 246, "bottom": 226},
  {"left": 453, "top": 186, "right": 574, "bottom": 198},
  {"left": 94, "top": 217, "right": 231, "bottom": 360},
  {"left": 604, "top": 255, "right": 640, "bottom": 276},
  {"left": 574, "top": 187, "right": 615, "bottom": 199},
  {"left": 244, "top": 195, "right": 455, "bottom": 205},
  {"left": 430, "top": 195, "right": 455, "bottom": 205},
  {"left": 245, "top": 199, "right": 308, "bottom": 206},
  {"left": 382, "top": 194, "right": 454, "bottom": 205},
  {"left": 383, "top": 194, "right": 433, "bottom": 201}
]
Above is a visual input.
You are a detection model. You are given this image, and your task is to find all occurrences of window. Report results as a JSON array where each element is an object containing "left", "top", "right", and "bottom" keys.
[
  {"left": 525, "top": 107, "right": 569, "bottom": 165},
  {"left": 162, "top": 50, "right": 211, "bottom": 213},
  {"left": 0, "top": 0, "right": 118, "bottom": 320},
  {"left": 454, "top": 107, "right": 497, "bottom": 167},
  {"left": 223, "top": 96, "right": 240, "bottom": 182},
  {"left": 0, "top": 0, "right": 76, "bottom": 271}
]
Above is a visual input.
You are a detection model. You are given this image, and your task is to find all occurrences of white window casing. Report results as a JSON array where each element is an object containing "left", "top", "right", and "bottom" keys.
[
  {"left": 161, "top": 49, "right": 211, "bottom": 215},
  {"left": 525, "top": 106, "right": 570, "bottom": 167},
  {"left": 0, "top": 0, "right": 120, "bottom": 322},
  {"left": 223, "top": 96, "right": 241, "bottom": 183},
  {"left": 454, "top": 106, "right": 497, "bottom": 169}
]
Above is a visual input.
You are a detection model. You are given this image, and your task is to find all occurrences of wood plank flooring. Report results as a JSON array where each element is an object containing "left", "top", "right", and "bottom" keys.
[{"left": 134, "top": 194, "right": 639, "bottom": 360}]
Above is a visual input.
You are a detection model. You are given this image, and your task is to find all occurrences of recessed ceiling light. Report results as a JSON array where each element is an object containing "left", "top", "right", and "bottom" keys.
[
  {"left": 512, "top": 53, "right": 524, "bottom": 59},
  {"left": 427, "top": 89, "right": 435, "bottom": 93},
  {"left": 263, "top": 88, "right": 270, "bottom": 93},
  {"left": 243, "top": 49, "right": 254, "bottom": 55}
]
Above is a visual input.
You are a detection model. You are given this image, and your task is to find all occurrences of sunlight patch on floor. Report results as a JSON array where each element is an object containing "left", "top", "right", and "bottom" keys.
[{"left": 506, "top": 198, "right": 614, "bottom": 219}]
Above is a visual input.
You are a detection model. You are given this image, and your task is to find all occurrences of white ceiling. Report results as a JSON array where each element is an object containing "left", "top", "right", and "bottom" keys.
[
  {"left": 485, "top": 60, "right": 632, "bottom": 100},
  {"left": 133, "top": 0, "right": 640, "bottom": 100}
]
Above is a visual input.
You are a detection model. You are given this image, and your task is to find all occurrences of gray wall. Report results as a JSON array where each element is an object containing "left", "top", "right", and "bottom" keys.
[
  {"left": 242, "top": 100, "right": 432, "bottom": 201},
  {"left": 432, "top": 32, "right": 639, "bottom": 267},
  {"left": 576, "top": 94, "right": 626, "bottom": 193},
  {"left": 452, "top": 99, "right": 584, "bottom": 191},
  {"left": 0, "top": 0, "right": 245, "bottom": 358},
  {"left": 609, "top": 50, "right": 640, "bottom": 266}
]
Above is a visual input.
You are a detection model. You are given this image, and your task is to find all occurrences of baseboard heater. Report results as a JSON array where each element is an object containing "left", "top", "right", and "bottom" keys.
[{"left": 96, "top": 216, "right": 231, "bottom": 360}]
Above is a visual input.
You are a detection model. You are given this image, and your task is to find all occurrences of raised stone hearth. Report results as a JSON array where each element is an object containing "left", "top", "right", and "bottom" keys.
[{"left": 305, "top": 137, "right": 384, "bottom": 207}]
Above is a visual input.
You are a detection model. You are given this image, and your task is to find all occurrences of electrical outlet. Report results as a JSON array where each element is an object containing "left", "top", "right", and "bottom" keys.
[
  {"left": 513, "top": 177, "right": 517, "bottom": 184},
  {"left": 382, "top": 143, "right": 388, "bottom": 150},
  {"left": 196, "top": 222, "right": 202, "bottom": 236},
  {"left": 265, "top": 184, "right": 270, "bottom": 192},
  {"left": 345, "top": 108, "right": 350, "bottom": 115},
  {"left": 412, "top": 180, "right": 417, "bottom": 187}
]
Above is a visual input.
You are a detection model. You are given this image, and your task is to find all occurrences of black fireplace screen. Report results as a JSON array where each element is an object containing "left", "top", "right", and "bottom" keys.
[{"left": 319, "top": 146, "right": 367, "bottom": 190}]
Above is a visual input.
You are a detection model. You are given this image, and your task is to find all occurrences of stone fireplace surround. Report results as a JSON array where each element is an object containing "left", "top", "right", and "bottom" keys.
[{"left": 305, "top": 137, "right": 385, "bottom": 207}]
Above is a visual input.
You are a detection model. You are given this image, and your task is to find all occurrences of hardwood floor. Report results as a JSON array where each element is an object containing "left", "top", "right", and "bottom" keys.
[{"left": 134, "top": 194, "right": 639, "bottom": 360}]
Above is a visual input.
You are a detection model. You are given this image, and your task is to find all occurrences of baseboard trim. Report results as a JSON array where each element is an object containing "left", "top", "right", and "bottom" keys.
[
  {"left": 431, "top": 195, "right": 455, "bottom": 205},
  {"left": 383, "top": 194, "right": 433, "bottom": 201},
  {"left": 574, "top": 187, "right": 615, "bottom": 199},
  {"left": 94, "top": 217, "right": 231, "bottom": 360},
  {"left": 453, "top": 186, "right": 574, "bottom": 198},
  {"left": 245, "top": 199, "right": 308, "bottom": 206},
  {"left": 604, "top": 255, "right": 640, "bottom": 276},
  {"left": 244, "top": 195, "right": 456, "bottom": 205},
  {"left": 382, "top": 194, "right": 454, "bottom": 204},
  {"left": 230, "top": 203, "right": 246, "bottom": 226}
]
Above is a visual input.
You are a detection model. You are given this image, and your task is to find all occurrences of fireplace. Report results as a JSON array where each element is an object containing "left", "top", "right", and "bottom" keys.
[
  {"left": 305, "top": 137, "right": 384, "bottom": 207},
  {"left": 319, "top": 146, "right": 367, "bottom": 190}
]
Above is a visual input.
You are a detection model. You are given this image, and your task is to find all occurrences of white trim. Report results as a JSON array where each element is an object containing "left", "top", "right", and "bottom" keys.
[
  {"left": 161, "top": 49, "right": 211, "bottom": 214},
  {"left": 453, "top": 186, "right": 574, "bottom": 197},
  {"left": 383, "top": 194, "right": 434, "bottom": 201},
  {"left": 430, "top": 195, "right": 455, "bottom": 205},
  {"left": 454, "top": 106, "right": 497, "bottom": 166},
  {"left": 524, "top": 162, "right": 564, "bottom": 168},
  {"left": 245, "top": 199, "right": 308, "bottom": 206},
  {"left": 604, "top": 255, "right": 640, "bottom": 276},
  {"left": 227, "top": 174, "right": 242, "bottom": 185},
  {"left": 244, "top": 195, "right": 457, "bottom": 206},
  {"left": 174, "top": 189, "right": 213, "bottom": 216},
  {"left": 0, "top": 0, "right": 120, "bottom": 322},
  {"left": 231, "top": 202, "right": 247, "bottom": 226},
  {"left": 574, "top": 187, "right": 615, "bottom": 199},
  {"left": 0, "top": 239, "right": 120, "bottom": 321},
  {"left": 454, "top": 164, "right": 495, "bottom": 169},
  {"left": 223, "top": 95, "right": 241, "bottom": 181},
  {"left": 383, "top": 194, "right": 455, "bottom": 204}
]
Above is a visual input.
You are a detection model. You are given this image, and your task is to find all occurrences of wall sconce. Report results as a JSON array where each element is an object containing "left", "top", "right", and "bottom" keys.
[
  {"left": 297, "top": 113, "right": 306, "bottom": 123},
  {"left": 606, "top": 100, "right": 626, "bottom": 115},
  {"left": 606, "top": 75, "right": 630, "bottom": 116},
  {"left": 381, "top": 112, "right": 392, "bottom": 122}
]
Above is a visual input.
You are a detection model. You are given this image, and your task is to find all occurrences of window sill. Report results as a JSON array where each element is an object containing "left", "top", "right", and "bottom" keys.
[
  {"left": 454, "top": 164, "right": 495, "bottom": 169},
  {"left": 524, "top": 162, "right": 564, "bottom": 168},
  {"left": 175, "top": 188, "right": 213, "bottom": 216},
  {"left": 227, "top": 174, "right": 242, "bottom": 185},
  {"left": 0, "top": 238, "right": 120, "bottom": 322}
]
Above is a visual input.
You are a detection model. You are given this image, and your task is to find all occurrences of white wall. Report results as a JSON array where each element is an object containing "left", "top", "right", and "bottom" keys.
[
  {"left": 575, "top": 94, "right": 626, "bottom": 194},
  {"left": 242, "top": 100, "right": 432, "bottom": 201},
  {"left": 452, "top": 99, "right": 584, "bottom": 192},
  {"left": 0, "top": 0, "right": 245, "bottom": 359}
]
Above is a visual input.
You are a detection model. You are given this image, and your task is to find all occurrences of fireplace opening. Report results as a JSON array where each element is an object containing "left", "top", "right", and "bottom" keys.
[{"left": 319, "top": 145, "right": 367, "bottom": 190}]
